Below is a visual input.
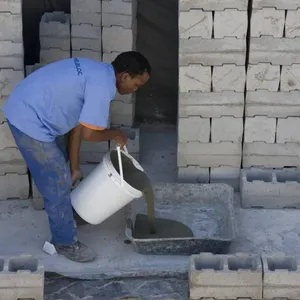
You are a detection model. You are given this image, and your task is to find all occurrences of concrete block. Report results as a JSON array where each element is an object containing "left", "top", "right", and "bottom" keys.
[
  {"left": 40, "top": 37, "right": 70, "bottom": 51},
  {"left": 71, "top": 37, "right": 101, "bottom": 52},
  {"left": 0, "top": 69, "right": 24, "bottom": 98},
  {"left": 189, "top": 253, "right": 263, "bottom": 300},
  {"left": 110, "top": 126, "right": 139, "bottom": 154},
  {"left": 102, "top": 13, "right": 134, "bottom": 29},
  {"left": 0, "top": 13, "right": 22, "bottom": 42},
  {"left": 40, "top": 12, "right": 70, "bottom": 38},
  {"left": 102, "top": 51, "right": 120, "bottom": 62},
  {"left": 72, "top": 50, "right": 102, "bottom": 61},
  {"left": 79, "top": 151, "right": 106, "bottom": 163},
  {"left": 179, "top": 0, "right": 248, "bottom": 11},
  {"left": 178, "top": 116, "right": 210, "bottom": 143},
  {"left": 179, "top": 91, "right": 244, "bottom": 118},
  {"left": 71, "top": 12, "right": 101, "bottom": 26},
  {"left": 71, "top": 0, "right": 101, "bottom": 13},
  {"left": 0, "top": 96, "right": 6, "bottom": 123},
  {"left": 251, "top": 8, "right": 285, "bottom": 38},
  {"left": 0, "top": 0, "right": 22, "bottom": 14},
  {"left": 102, "top": 0, "right": 134, "bottom": 15},
  {"left": 71, "top": 24, "right": 101, "bottom": 39},
  {"left": 114, "top": 92, "right": 134, "bottom": 103},
  {"left": 210, "top": 167, "right": 240, "bottom": 191},
  {"left": 25, "top": 64, "right": 45, "bottom": 76},
  {"left": 0, "top": 122, "right": 17, "bottom": 149},
  {"left": 211, "top": 117, "right": 243, "bottom": 143},
  {"left": 180, "top": 37, "right": 246, "bottom": 66},
  {"left": 179, "top": 10, "right": 212, "bottom": 39},
  {"left": 212, "top": 65, "right": 245, "bottom": 92},
  {"left": 262, "top": 254, "right": 300, "bottom": 299},
  {"left": 242, "top": 142, "right": 300, "bottom": 168},
  {"left": 0, "top": 173, "right": 29, "bottom": 200},
  {"left": 178, "top": 142, "right": 242, "bottom": 168},
  {"left": 179, "top": 65, "right": 211, "bottom": 93},
  {"left": 277, "top": 117, "right": 300, "bottom": 143},
  {"left": 0, "top": 254, "right": 44, "bottom": 299},
  {"left": 286, "top": 9, "right": 300, "bottom": 38},
  {"left": 281, "top": 65, "right": 300, "bottom": 91},
  {"left": 246, "top": 90, "right": 300, "bottom": 117},
  {"left": 40, "top": 49, "right": 70, "bottom": 64},
  {"left": 244, "top": 116, "right": 276, "bottom": 143},
  {"left": 253, "top": 0, "right": 300, "bottom": 9},
  {"left": 80, "top": 141, "right": 109, "bottom": 153},
  {"left": 0, "top": 148, "right": 26, "bottom": 175},
  {"left": 214, "top": 9, "right": 247, "bottom": 38},
  {"left": 0, "top": 41, "right": 23, "bottom": 70},
  {"left": 247, "top": 63, "right": 280, "bottom": 91},
  {"left": 249, "top": 37, "right": 300, "bottom": 65},
  {"left": 102, "top": 26, "right": 133, "bottom": 52},
  {"left": 110, "top": 100, "right": 135, "bottom": 126},
  {"left": 177, "top": 166, "right": 209, "bottom": 183}
]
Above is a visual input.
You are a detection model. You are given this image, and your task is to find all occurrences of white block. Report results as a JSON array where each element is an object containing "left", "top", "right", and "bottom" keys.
[
  {"left": 0, "top": 0, "right": 22, "bottom": 13},
  {"left": 281, "top": 65, "right": 300, "bottom": 91},
  {"left": 102, "top": 13, "right": 134, "bottom": 29},
  {"left": 0, "top": 69, "right": 23, "bottom": 98},
  {"left": 102, "top": 0, "right": 133, "bottom": 15},
  {"left": 0, "top": 148, "right": 27, "bottom": 176},
  {"left": 253, "top": 0, "right": 300, "bottom": 10},
  {"left": 251, "top": 8, "right": 285, "bottom": 38},
  {"left": 247, "top": 63, "right": 280, "bottom": 91},
  {"left": 40, "top": 49, "right": 70, "bottom": 64},
  {"left": 210, "top": 167, "right": 240, "bottom": 191},
  {"left": 71, "top": 24, "right": 101, "bottom": 39},
  {"left": 0, "top": 122, "right": 16, "bottom": 149},
  {"left": 72, "top": 50, "right": 102, "bottom": 61},
  {"left": 0, "top": 13, "right": 22, "bottom": 42},
  {"left": 211, "top": 117, "right": 243, "bottom": 143},
  {"left": 0, "top": 41, "right": 23, "bottom": 70},
  {"left": 71, "top": 0, "right": 101, "bottom": 13},
  {"left": 39, "top": 12, "right": 70, "bottom": 37},
  {"left": 0, "top": 173, "right": 29, "bottom": 200},
  {"left": 214, "top": 9, "right": 247, "bottom": 38},
  {"left": 285, "top": 9, "right": 300, "bottom": 38},
  {"left": 39, "top": 37, "right": 70, "bottom": 51},
  {"left": 177, "top": 166, "right": 209, "bottom": 183},
  {"left": 179, "top": 65, "right": 211, "bottom": 92},
  {"left": 277, "top": 117, "right": 300, "bottom": 143},
  {"left": 71, "top": 38, "right": 101, "bottom": 51},
  {"left": 244, "top": 116, "right": 276, "bottom": 143},
  {"left": 102, "top": 51, "right": 120, "bottom": 62},
  {"left": 0, "top": 96, "right": 7, "bottom": 123},
  {"left": 179, "top": 10, "right": 212, "bottom": 39},
  {"left": 71, "top": 12, "right": 101, "bottom": 26},
  {"left": 110, "top": 100, "right": 135, "bottom": 126},
  {"left": 178, "top": 116, "right": 210, "bottom": 143},
  {"left": 213, "top": 65, "right": 245, "bottom": 92},
  {"left": 102, "top": 26, "right": 133, "bottom": 52},
  {"left": 179, "top": 0, "right": 248, "bottom": 11}
]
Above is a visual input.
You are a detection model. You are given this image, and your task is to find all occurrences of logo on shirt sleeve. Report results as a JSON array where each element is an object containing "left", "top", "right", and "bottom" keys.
[{"left": 74, "top": 58, "right": 83, "bottom": 76}]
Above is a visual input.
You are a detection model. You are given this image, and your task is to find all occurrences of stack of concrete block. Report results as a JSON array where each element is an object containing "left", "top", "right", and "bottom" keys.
[
  {"left": 39, "top": 12, "right": 71, "bottom": 64},
  {"left": 80, "top": 141, "right": 109, "bottom": 163},
  {"left": 71, "top": 0, "right": 102, "bottom": 61},
  {"left": 0, "top": 254, "right": 44, "bottom": 299},
  {"left": 0, "top": 1, "right": 30, "bottom": 200},
  {"left": 178, "top": 0, "right": 248, "bottom": 190},
  {"left": 102, "top": 0, "right": 138, "bottom": 127}
]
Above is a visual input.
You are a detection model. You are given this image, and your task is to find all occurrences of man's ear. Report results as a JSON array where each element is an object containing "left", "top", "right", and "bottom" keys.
[{"left": 121, "top": 72, "right": 131, "bottom": 82}]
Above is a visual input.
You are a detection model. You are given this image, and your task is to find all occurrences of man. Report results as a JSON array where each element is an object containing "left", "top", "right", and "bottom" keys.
[{"left": 3, "top": 51, "right": 151, "bottom": 263}]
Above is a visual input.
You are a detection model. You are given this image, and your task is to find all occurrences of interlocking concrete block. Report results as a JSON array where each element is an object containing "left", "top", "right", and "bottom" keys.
[
  {"left": 71, "top": 24, "right": 101, "bottom": 39},
  {"left": 110, "top": 100, "right": 135, "bottom": 126},
  {"left": 281, "top": 65, "right": 300, "bottom": 91},
  {"left": 177, "top": 166, "right": 209, "bottom": 183},
  {"left": 0, "top": 148, "right": 26, "bottom": 175},
  {"left": 40, "top": 12, "right": 70, "bottom": 38},
  {"left": 247, "top": 63, "right": 280, "bottom": 91},
  {"left": 0, "top": 41, "right": 23, "bottom": 70},
  {"left": 102, "top": 51, "right": 120, "bottom": 62},
  {"left": 178, "top": 142, "right": 242, "bottom": 168},
  {"left": 0, "top": 13, "right": 22, "bottom": 42},
  {"left": 213, "top": 65, "right": 245, "bottom": 92},
  {"left": 179, "top": 10, "right": 212, "bottom": 39},
  {"left": 249, "top": 37, "right": 300, "bottom": 65},
  {"left": 0, "top": 122, "right": 17, "bottom": 149},
  {"left": 277, "top": 117, "right": 300, "bottom": 143},
  {"left": 179, "top": 0, "right": 248, "bottom": 11},
  {"left": 40, "top": 49, "right": 70, "bottom": 64},
  {"left": 286, "top": 9, "right": 300, "bottom": 38},
  {"left": 242, "top": 142, "right": 300, "bottom": 168},
  {"left": 0, "top": 254, "right": 44, "bottom": 299},
  {"left": 102, "top": 26, "right": 133, "bottom": 52},
  {"left": 180, "top": 37, "right": 246, "bottom": 66},
  {"left": 102, "top": 13, "right": 134, "bottom": 29},
  {"left": 178, "top": 116, "right": 210, "bottom": 143},
  {"left": 0, "top": 173, "right": 29, "bottom": 200},
  {"left": 110, "top": 126, "right": 139, "bottom": 154},
  {"left": 210, "top": 167, "right": 240, "bottom": 191},
  {"left": 102, "top": 0, "right": 134, "bottom": 15},
  {"left": 251, "top": 8, "right": 285, "bottom": 38},
  {"left": 0, "top": 69, "right": 24, "bottom": 98},
  {"left": 244, "top": 116, "right": 276, "bottom": 143},
  {"left": 179, "top": 65, "right": 211, "bottom": 92},
  {"left": 0, "top": 96, "right": 6, "bottom": 123},
  {"left": 40, "top": 37, "right": 70, "bottom": 51},
  {"left": 262, "top": 254, "right": 300, "bottom": 299},
  {"left": 214, "top": 9, "right": 247, "bottom": 38},
  {"left": 246, "top": 91, "right": 300, "bottom": 117},
  {"left": 189, "top": 253, "right": 263, "bottom": 300},
  {"left": 72, "top": 50, "right": 102, "bottom": 61},
  {"left": 71, "top": 12, "right": 101, "bottom": 26},
  {"left": 211, "top": 117, "right": 243, "bottom": 143},
  {"left": 179, "top": 91, "right": 244, "bottom": 118},
  {"left": 114, "top": 92, "right": 134, "bottom": 103},
  {"left": 71, "top": 0, "right": 101, "bottom": 13},
  {"left": 71, "top": 37, "right": 101, "bottom": 52},
  {"left": 253, "top": 0, "right": 300, "bottom": 9},
  {"left": 0, "top": 0, "right": 22, "bottom": 14},
  {"left": 25, "top": 64, "right": 45, "bottom": 76}
]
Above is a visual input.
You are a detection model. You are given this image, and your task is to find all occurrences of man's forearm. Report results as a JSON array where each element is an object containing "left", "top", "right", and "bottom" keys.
[
  {"left": 81, "top": 128, "right": 120, "bottom": 142},
  {"left": 68, "top": 125, "right": 82, "bottom": 172}
]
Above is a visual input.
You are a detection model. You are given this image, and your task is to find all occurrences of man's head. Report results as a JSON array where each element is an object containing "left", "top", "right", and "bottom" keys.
[{"left": 112, "top": 51, "right": 151, "bottom": 95}]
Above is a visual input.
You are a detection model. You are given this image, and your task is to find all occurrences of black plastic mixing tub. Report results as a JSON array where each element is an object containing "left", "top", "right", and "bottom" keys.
[{"left": 125, "top": 183, "right": 238, "bottom": 255}]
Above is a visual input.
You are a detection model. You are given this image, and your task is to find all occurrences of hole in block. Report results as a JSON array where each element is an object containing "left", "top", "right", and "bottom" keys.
[
  {"left": 228, "top": 256, "right": 258, "bottom": 271},
  {"left": 194, "top": 255, "right": 224, "bottom": 271},
  {"left": 0, "top": 258, "right": 4, "bottom": 271},
  {"left": 8, "top": 256, "right": 38, "bottom": 272},
  {"left": 276, "top": 171, "right": 300, "bottom": 183},
  {"left": 267, "top": 256, "right": 297, "bottom": 271},
  {"left": 246, "top": 170, "right": 272, "bottom": 182}
]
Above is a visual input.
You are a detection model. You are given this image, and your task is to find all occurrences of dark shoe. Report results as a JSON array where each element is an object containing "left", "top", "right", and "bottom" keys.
[{"left": 55, "top": 241, "right": 96, "bottom": 263}]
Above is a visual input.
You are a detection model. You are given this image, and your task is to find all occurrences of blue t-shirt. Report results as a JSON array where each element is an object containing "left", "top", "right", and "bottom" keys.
[{"left": 3, "top": 58, "right": 116, "bottom": 142}]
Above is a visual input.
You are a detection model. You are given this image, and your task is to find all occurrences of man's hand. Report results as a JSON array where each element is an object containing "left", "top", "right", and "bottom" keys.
[
  {"left": 71, "top": 169, "right": 83, "bottom": 187},
  {"left": 112, "top": 130, "right": 127, "bottom": 148}
]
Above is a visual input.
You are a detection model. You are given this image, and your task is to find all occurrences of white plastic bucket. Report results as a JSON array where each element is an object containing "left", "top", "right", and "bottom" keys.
[{"left": 71, "top": 146, "right": 144, "bottom": 225}]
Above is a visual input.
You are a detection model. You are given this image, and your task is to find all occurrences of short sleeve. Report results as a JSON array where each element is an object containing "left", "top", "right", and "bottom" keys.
[{"left": 79, "top": 79, "right": 113, "bottom": 130}]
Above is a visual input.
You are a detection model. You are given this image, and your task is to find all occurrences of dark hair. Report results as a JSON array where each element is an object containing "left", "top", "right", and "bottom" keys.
[{"left": 112, "top": 51, "right": 151, "bottom": 77}]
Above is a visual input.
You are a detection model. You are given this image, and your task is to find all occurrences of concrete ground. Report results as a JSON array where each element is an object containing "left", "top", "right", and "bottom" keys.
[{"left": 1, "top": 124, "right": 300, "bottom": 298}]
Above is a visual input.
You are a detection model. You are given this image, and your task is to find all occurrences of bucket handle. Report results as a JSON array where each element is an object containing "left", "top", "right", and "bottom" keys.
[{"left": 116, "top": 145, "right": 129, "bottom": 187}]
